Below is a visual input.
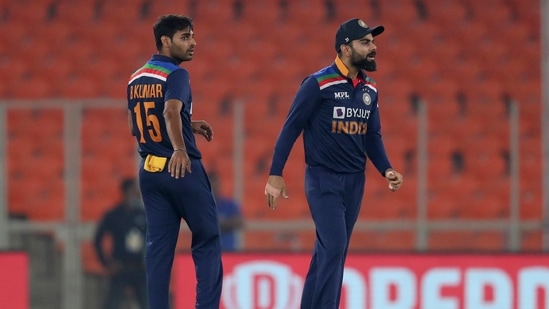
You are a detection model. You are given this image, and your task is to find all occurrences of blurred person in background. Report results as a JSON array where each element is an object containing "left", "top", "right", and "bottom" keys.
[
  {"left": 264, "top": 18, "right": 403, "bottom": 308},
  {"left": 94, "top": 177, "right": 148, "bottom": 309},
  {"left": 209, "top": 172, "right": 244, "bottom": 251}
]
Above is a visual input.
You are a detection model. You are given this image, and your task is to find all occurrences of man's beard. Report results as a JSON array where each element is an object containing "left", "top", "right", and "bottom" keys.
[
  {"left": 350, "top": 51, "right": 377, "bottom": 72},
  {"left": 170, "top": 46, "right": 192, "bottom": 64}
]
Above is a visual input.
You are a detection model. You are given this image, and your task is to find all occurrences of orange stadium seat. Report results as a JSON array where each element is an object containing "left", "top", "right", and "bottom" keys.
[
  {"left": 9, "top": 178, "right": 64, "bottom": 221},
  {"left": 55, "top": 1, "right": 96, "bottom": 27},
  {"left": 55, "top": 75, "right": 100, "bottom": 99},
  {"left": 334, "top": 1, "right": 374, "bottom": 22},
  {"left": 6, "top": 1, "right": 50, "bottom": 24},
  {"left": 361, "top": 170, "right": 417, "bottom": 220},
  {"left": 242, "top": 229, "right": 296, "bottom": 251},
  {"left": 378, "top": 1, "right": 418, "bottom": 28},
  {"left": 460, "top": 191, "right": 510, "bottom": 220},
  {"left": 193, "top": 0, "right": 235, "bottom": 27},
  {"left": 351, "top": 230, "right": 416, "bottom": 251},
  {"left": 82, "top": 241, "right": 106, "bottom": 275},
  {"left": 468, "top": 1, "right": 513, "bottom": 27},
  {"left": 425, "top": 0, "right": 468, "bottom": 27},
  {"left": 8, "top": 76, "right": 53, "bottom": 99},
  {"left": 35, "top": 56, "right": 74, "bottom": 83},
  {"left": 519, "top": 182, "right": 542, "bottom": 220},
  {"left": 428, "top": 187, "right": 461, "bottom": 219},
  {"left": 429, "top": 231, "right": 505, "bottom": 251},
  {"left": 520, "top": 231, "right": 542, "bottom": 252},
  {"left": 99, "top": 1, "right": 143, "bottom": 25},
  {"left": 148, "top": 0, "right": 192, "bottom": 19},
  {"left": 240, "top": 0, "right": 281, "bottom": 30},
  {"left": 33, "top": 20, "right": 76, "bottom": 52},
  {"left": 285, "top": 0, "right": 326, "bottom": 25}
]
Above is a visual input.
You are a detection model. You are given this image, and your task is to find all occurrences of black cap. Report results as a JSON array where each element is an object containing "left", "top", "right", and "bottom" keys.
[{"left": 335, "top": 18, "right": 384, "bottom": 52}]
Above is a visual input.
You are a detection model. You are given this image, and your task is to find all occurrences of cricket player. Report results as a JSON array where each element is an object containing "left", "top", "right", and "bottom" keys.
[
  {"left": 127, "top": 15, "right": 222, "bottom": 309},
  {"left": 265, "top": 18, "right": 404, "bottom": 308}
]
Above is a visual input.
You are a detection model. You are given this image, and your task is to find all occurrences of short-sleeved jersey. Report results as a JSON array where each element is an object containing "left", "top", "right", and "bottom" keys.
[{"left": 127, "top": 54, "right": 201, "bottom": 159}]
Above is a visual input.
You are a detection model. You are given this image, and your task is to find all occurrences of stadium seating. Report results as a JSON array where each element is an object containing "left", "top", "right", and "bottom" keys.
[
  {"left": 429, "top": 231, "right": 506, "bottom": 251},
  {"left": 1, "top": 0, "right": 541, "bottom": 252}
]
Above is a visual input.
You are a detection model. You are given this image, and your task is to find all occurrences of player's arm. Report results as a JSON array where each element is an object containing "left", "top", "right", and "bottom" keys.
[
  {"left": 365, "top": 100, "right": 403, "bottom": 190},
  {"left": 269, "top": 76, "right": 322, "bottom": 176},
  {"left": 163, "top": 99, "right": 191, "bottom": 178},
  {"left": 164, "top": 69, "right": 194, "bottom": 178},
  {"left": 266, "top": 76, "right": 322, "bottom": 209},
  {"left": 128, "top": 110, "right": 135, "bottom": 136},
  {"left": 93, "top": 215, "right": 110, "bottom": 268}
]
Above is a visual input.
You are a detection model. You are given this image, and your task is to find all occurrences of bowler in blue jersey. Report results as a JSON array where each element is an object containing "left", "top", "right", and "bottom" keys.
[
  {"left": 265, "top": 18, "right": 404, "bottom": 309},
  {"left": 127, "top": 15, "right": 222, "bottom": 309}
]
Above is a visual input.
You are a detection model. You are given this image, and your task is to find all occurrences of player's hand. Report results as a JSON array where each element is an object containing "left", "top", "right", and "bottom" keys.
[
  {"left": 169, "top": 150, "right": 192, "bottom": 179},
  {"left": 265, "top": 175, "right": 289, "bottom": 210},
  {"left": 385, "top": 169, "right": 403, "bottom": 192},
  {"left": 191, "top": 120, "right": 214, "bottom": 142},
  {"left": 106, "top": 261, "right": 122, "bottom": 275}
]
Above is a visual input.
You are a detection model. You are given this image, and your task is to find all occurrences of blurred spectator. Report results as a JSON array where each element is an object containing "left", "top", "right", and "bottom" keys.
[
  {"left": 404, "top": 148, "right": 415, "bottom": 175},
  {"left": 94, "top": 178, "right": 148, "bottom": 309},
  {"left": 414, "top": 0, "right": 427, "bottom": 20},
  {"left": 324, "top": 0, "right": 335, "bottom": 21},
  {"left": 219, "top": 93, "right": 233, "bottom": 116},
  {"left": 451, "top": 150, "right": 464, "bottom": 174},
  {"left": 279, "top": 0, "right": 288, "bottom": 21},
  {"left": 233, "top": 0, "right": 243, "bottom": 20},
  {"left": 409, "top": 92, "right": 422, "bottom": 115},
  {"left": 456, "top": 91, "right": 467, "bottom": 117},
  {"left": 209, "top": 172, "right": 244, "bottom": 251}
]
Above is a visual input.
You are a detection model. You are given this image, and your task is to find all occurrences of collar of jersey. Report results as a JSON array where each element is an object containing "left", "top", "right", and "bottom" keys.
[
  {"left": 152, "top": 54, "right": 180, "bottom": 65},
  {"left": 334, "top": 56, "right": 366, "bottom": 83}
]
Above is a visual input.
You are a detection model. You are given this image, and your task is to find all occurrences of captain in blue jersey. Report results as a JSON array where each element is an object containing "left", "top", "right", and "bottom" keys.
[
  {"left": 127, "top": 15, "right": 222, "bottom": 309},
  {"left": 265, "top": 18, "right": 404, "bottom": 309}
]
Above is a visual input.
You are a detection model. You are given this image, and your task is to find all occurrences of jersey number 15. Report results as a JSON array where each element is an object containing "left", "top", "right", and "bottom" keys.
[{"left": 133, "top": 101, "right": 162, "bottom": 143}]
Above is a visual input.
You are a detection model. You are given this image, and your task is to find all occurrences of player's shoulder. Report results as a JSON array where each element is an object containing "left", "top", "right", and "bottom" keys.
[
  {"left": 128, "top": 60, "right": 183, "bottom": 85},
  {"left": 311, "top": 65, "right": 345, "bottom": 90},
  {"left": 148, "top": 60, "right": 184, "bottom": 75},
  {"left": 311, "top": 65, "right": 338, "bottom": 80}
]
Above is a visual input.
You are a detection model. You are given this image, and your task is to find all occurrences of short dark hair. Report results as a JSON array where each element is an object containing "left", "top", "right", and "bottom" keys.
[
  {"left": 120, "top": 177, "right": 136, "bottom": 194},
  {"left": 153, "top": 14, "right": 194, "bottom": 51}
]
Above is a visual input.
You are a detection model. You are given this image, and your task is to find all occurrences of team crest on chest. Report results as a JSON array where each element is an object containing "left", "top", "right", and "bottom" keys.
[{"left": 362, "top": 93, "right": 371, "bottom": 105}]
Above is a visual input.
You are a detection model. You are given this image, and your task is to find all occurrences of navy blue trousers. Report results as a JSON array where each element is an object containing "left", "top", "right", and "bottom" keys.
[
  {"left": 301, "top": 165, "right": 365, "bottom": 309},
  {"left": 139, "top": 159, "right": 223, "bottom": 309}
]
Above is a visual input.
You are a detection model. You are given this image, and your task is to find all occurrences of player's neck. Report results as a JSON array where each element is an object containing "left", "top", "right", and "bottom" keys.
[{"left": 339, "top": 57, "right": 360, "bottom": 79}]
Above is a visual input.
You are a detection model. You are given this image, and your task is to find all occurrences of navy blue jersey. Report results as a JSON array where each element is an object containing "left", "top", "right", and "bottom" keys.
[
  {"left": 270, "top": 57, "right": 392, "bottom": 175},
  {"left": 127, "top": 54, "right": 201, "bottom": 159}
]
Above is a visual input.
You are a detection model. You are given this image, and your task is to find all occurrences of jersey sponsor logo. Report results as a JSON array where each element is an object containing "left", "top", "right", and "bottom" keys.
[
  {"left": 333, "top": 107, "right": 371, "bottom": 120},
  {"left": 333, "top": 106, "right": 346, "bottom": 119},
  {"left": 334, "top": 91, "right": 350, "bottom": 99}
]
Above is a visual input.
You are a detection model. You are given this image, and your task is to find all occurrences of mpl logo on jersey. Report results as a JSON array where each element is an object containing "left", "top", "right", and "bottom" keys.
[{"left": 334, "top": 91, "right": 350, "bottom": 99}]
